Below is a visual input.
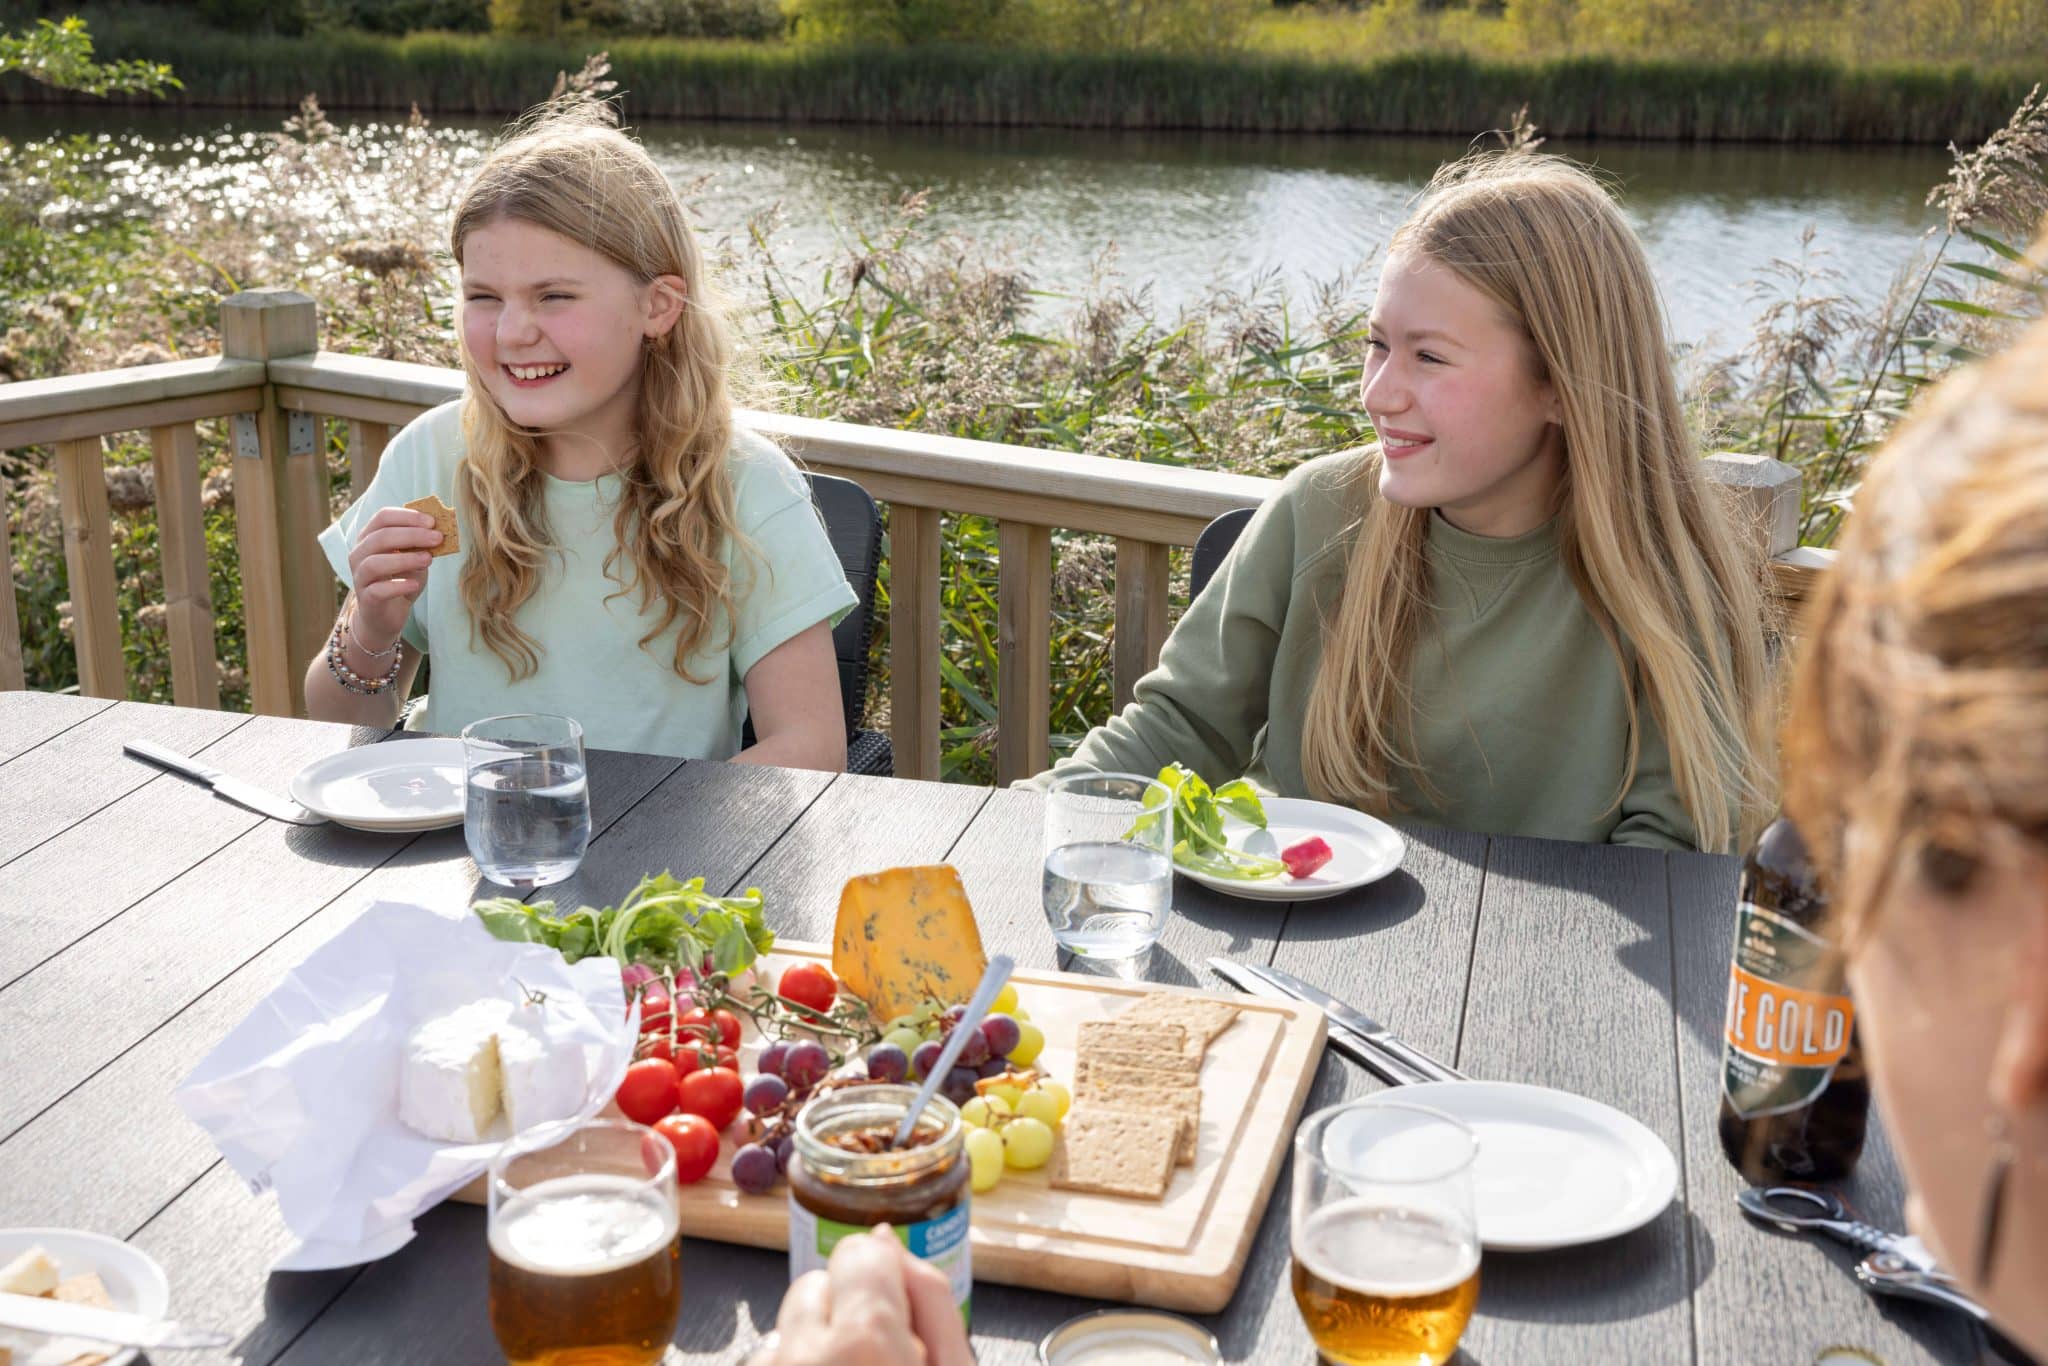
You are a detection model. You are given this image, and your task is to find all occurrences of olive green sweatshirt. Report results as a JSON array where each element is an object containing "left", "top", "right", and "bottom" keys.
[{"left": 1032, "top": 450, "right": 1700, "bottom": 852}]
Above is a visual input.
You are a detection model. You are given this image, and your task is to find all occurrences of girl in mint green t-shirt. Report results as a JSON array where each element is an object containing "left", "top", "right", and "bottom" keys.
[{"left": 307, "top": 104, "right": 855, "bottom": 766}]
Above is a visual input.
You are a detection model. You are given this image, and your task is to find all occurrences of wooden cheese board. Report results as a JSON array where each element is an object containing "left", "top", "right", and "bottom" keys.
[{"left": 456, "top": 941, "right": 1327, "bottom": 1313}]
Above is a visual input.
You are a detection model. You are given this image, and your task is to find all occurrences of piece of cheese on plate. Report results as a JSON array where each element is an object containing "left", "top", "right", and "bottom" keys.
[
  {"left": 399, "top": 999, "right": 512, "bottom": 1142},
  {"left": 0, "top": 1248, "right": 57, "bottom": 1297},
  {"left": 833, "top": 865, "right": 988, "bottom": 1021}
]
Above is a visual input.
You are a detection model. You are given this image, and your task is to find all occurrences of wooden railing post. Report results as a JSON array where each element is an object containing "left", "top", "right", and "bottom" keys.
[
  {"left": 996, "top": 520, "right": 1052, "bottom": 785},
  {"left": 53, "top": 437, "right": 125, "bottom": 698},
  {"left": 222, "top": 289, "right": 323, "bottom": 716},
  {"left": 1113, "top": 538, "right": 1171, "bottom": 712},
  {"left": 888, "top": 505, "right": 943, "bottom": 782},
  {"left": 347, "top": 419, "right": 392, "bottom": 499},
  {"left": 1703, "top": 452, "right": 1801, "bottom": 559},
  {"left": 150, "top": 422, "right": 220, "bottom": 710},
  {"left": 1, "top": 474, "right": 27, "bottom": 690}
]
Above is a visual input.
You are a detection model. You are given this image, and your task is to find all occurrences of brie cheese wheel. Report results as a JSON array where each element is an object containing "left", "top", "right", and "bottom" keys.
[
  {"left": 399, "top": 999, "right": 513, "bottom": 1142},
  {"left": 497, "top": 1012, "right": 588, "bottom": 1135}
]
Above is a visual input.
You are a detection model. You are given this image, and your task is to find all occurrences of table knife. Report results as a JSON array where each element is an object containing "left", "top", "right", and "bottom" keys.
[
  {"left": 123, "top": 740, "right": 328, "bottom": 826},
  {"left": 1236, "top": 961, "right": 1469, "bottom": 1083},
  {"left": 0, "top": 1293, "right": 232, "bottom": 1351},
  {"left": 1206, "top": 958, "right": 1430, "bottom": 1087}
]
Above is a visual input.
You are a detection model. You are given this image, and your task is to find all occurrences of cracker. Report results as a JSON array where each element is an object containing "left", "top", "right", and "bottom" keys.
[
  {"left": 403, "top": 494, "right": 460, "bottom": 557},
  {"left": 1077, "top": 1019, "right": 1188, "bottom": 1065},
  {"left": 1073, "top": 1057, "right": 1199, "bottom": 1093},
  {"left": 51, "top": 1273, "right": 112, "bottom": 1309},
  {"left": 1117, "top": 993, "right": 1241, "bottom": 1053},
  {"left": 1081, "top": 1047, "right": 1200, "bottom": 1080},
  {"left": 1049, "top": 1108, "right": 1179, "bottom": 1199},
  {"left": 1074, "top": 1077, "right": 1201, "bottom": 1165}
]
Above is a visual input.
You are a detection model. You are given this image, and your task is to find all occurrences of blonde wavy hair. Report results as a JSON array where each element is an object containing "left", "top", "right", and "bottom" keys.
[
  {"left": 1300, "top": 154, "right": 1776, "bottom": 853},
  {"left": 1784, "top": 311, "right": 2048, "bottom": 939},
  {"left": 451, "top": 103, "right": 744, "bottom": 683}
]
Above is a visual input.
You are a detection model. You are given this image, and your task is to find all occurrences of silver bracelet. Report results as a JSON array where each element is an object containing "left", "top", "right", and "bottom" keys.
[{"left": 342, "top": 596, "right": 401, "bottom": 659}]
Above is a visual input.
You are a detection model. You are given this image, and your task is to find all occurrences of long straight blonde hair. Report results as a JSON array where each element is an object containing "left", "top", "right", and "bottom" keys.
[
  {"left": 450, "top": 102, "right": 744, "bottom": 683},
  {"left": 1300, "top": 154, "right": 1776, "bottom": 852}
]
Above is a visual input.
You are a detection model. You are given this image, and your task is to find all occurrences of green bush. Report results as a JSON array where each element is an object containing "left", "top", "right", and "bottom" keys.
[
  {"left": 304, "top": 0, "right": 492, "bottom": 34},
  {"left": 489, "top": 0, "right": 559, "bottom": 36}
]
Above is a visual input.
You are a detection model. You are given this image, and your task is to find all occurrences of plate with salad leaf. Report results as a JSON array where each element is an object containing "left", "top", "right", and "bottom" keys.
[{"left": 1146, "top": 765, "right": 1404, "bottom": 902}]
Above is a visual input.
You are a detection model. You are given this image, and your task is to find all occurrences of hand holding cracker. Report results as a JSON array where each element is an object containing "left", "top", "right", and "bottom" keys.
[{"left": 345, "top": 501, "right": 449, "bottom": 649}]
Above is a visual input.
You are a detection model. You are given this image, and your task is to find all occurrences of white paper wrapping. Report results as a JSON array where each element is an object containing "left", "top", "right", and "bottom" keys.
[{"left": 174, "top": 898, "right": 633, "bottom": 1271}]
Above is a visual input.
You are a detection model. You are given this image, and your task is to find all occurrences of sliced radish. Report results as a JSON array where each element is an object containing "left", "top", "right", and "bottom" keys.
[{"left": 1280, "top": 835, "right": 1334, "bottom": 880}]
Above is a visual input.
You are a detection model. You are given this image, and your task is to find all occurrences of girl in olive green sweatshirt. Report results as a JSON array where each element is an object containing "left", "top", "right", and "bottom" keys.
[{"left": 1034, "top": 155, "right": 1777, "bottom": 854}]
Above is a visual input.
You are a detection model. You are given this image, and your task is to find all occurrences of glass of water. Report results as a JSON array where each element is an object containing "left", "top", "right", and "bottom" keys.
[
  {"left": 1042, "top": 772, "right": 1174, "bottom": 974},
  {"left": 462, "top": 713, "right": 591, "bottom": 891}
]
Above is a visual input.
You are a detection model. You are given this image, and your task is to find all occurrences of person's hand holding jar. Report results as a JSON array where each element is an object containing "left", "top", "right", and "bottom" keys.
[{"left": 750, "top": 1225, "right": 973, "bottom": 1366}]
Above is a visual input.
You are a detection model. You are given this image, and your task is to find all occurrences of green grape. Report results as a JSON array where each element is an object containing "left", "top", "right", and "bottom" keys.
[
  {"left": 885, "top": 1014, "right": 918, "bottom": 1034},
  {"left": 1009, "top": 1021, "right": 1046, "bottom": 1066},
  {"left": 1038, "top": 1081, "right": 1072, "bottom": 1121},
  {"left": 1015, "top": 1089, "right": 1061, "bottom": 1128},
  {"left": 1010, "top": 1006, "right": 1031, "bottom": 1023},
  {"left": 991, "top": 984, "right": 1020, "bottom": 1016},
  {"left": 1001, "top": 1117, "right": 1055, "bottom": 1170},
  {"left": 961, "top": 1095, "right": 1011, "bottom": 1129},
  {"left": 985, "top": 1081, "right": 1025, "bottom": 1110},
  {"left": 965, "top": 1128, "right": 1006, "bottom": 1193},
  {"left": 883, "top": 1026, "right": 924, "bottom": 1057}
]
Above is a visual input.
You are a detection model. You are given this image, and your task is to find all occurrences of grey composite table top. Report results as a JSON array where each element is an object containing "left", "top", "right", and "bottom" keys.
[{"left": 0, "top": 694, "right": 1997, "bottom": 1365}]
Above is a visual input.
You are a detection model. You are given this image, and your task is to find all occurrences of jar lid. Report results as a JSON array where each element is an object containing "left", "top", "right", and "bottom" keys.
[{"left": 1037, "top": 1309, "right": 1222, "bottom": 1365}]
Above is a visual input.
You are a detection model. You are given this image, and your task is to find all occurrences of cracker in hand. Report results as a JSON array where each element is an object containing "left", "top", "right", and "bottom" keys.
[{"left": 403, "top": 494, "right": 459, "bottom": 557}]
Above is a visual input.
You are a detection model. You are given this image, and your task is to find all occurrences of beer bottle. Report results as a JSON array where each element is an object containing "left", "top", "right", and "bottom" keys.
[{"left": 1717, "top": 815, "right": 1869, "bottom": 1184}]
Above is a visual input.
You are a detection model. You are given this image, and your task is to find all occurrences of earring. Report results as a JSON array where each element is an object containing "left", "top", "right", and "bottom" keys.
[{"left": 1973, "top": 1109, "right": 2016, "bottom": 1287}]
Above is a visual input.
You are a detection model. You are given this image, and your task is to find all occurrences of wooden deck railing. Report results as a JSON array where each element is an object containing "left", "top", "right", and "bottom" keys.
[{"left": 0, "top": 287, "right": 1831, "bottom": 783}]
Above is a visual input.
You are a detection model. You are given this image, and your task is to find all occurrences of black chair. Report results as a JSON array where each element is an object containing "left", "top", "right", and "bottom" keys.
[
  {"left": 741, "top": 472, "right": 893, "bottom": 776},
  {"left": 1190, "top": 506, "right": 1255, "bottom": 602}
]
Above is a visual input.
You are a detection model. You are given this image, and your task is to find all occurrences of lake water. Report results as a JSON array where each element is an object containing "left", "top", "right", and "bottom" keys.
[{"left": 5, "top": 106, "right": 1954, "bottom": 351}]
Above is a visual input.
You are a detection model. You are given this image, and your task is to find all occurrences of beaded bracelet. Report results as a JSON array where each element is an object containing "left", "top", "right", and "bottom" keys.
[{"left": 327, "top": 613, "right": 405, "bottom": 695}]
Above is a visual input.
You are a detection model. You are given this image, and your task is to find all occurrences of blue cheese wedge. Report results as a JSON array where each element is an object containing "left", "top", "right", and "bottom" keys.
[{"left": 399, "top": 999, "right": 513, "bottom": 1142}]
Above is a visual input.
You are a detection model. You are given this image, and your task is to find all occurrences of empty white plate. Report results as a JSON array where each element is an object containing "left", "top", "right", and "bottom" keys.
[
  {"left": 0, "top": 1227, "right": 171, "bottom": 1366},
  {"left": 289, "top": 739, "right": 466, "bottom": 831},
  {"left": 1375, "top": 1081, "right": 1678, "bottom": 1251},
  {"left": 1178, "top": 797, "right": 1404, "bottom": 902}
]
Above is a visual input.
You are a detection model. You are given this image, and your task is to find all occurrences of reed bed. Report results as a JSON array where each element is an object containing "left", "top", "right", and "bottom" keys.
[{"left": 4, "top": 16, "right": 2040, "bottom": 144}]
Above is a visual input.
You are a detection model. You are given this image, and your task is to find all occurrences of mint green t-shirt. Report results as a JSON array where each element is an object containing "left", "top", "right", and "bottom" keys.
[{"left": 318, "top": 400, "right": 858, "bottom": 760}]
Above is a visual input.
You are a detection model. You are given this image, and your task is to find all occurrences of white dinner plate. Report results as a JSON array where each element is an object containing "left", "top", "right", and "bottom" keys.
[
  {"left": 0, "top": 1227, "right": 171, "bottom": 1366},
  {"left": 1371, "top": 1081, "right": 1678, "bottom": 1251},
  {"left": 1177, "top": 797, "right": 1404, "bottom": 902},
  {"left": 289, "top": 738, "right": 467, "bottom": 831}
]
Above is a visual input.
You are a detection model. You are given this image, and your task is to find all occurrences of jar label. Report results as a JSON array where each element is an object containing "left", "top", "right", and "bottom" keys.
[
  {"left": 1723, "top": 902, "right": 1856, "bottom": 1118},
  {"left": 787, "top": 1193, "right": 971, "bottom": 1323}
]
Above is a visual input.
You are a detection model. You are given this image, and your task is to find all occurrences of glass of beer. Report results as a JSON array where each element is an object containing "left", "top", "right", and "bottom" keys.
[
  {"left": 1291, "top": 1100, "right": 1482, "bottom": 1366},
  {"left": 487, "top": 1117, "right": 681, "bottom": 1366}
]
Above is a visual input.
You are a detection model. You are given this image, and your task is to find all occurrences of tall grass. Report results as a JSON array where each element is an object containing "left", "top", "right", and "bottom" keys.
[{"left": 3, "top": 12, "right": 2039, "bottom": 143}]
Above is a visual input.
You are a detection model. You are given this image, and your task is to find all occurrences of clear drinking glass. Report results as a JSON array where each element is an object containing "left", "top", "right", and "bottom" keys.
[
  {"left": 462, "top": 712, "right": 592, "bottom": 890},
  {"left": 1291, "top": 1100, "right": 1482, "bottom": 1366},
  {"left": 486, "top": 1117, "right": 681, "bottom": 1366},
  {"left": 1041, "top": 771, "right": 1174, "bottom": 974}
]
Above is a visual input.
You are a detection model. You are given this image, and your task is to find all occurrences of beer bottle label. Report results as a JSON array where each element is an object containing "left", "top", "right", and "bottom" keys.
[
  {"left": 1723, "top": 901, "right": 1856, "bottom": 1118},
  {"left": 787, "top": 1193, "right": 972, "bottom": 1324}
]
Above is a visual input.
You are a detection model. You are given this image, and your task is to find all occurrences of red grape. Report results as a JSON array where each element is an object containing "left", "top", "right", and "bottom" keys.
[
  {"left": 784, "top": 1041, "right": 830, "bottom": 1090},
  {"left": 866, "top": 1042, "right": 909, "bottom": 1084},
  {"left": 757, "top": 1042, "right": 789, "bottom": 1077},
  {"left": 980, "top": 1014, "right": 1022, "bottom": 1058},
  {"left": 743, "top": 1073, "right": 789, "bottom": 1114},
  {"left": 732, "top": 1143, "right": 779, "bottom": 1194},
  {"left": 911, "top": 1040, "right": 944, "bottom": 1080}
]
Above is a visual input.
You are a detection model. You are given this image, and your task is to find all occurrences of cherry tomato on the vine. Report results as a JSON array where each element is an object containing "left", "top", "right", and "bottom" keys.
[
  {"left": 615, "top": 1058, "right": 679, "bottom": 1126},
  {"left": 654, "top": 1113, "right": 719, "bottom": 1185},
  {"left": 674, "top": 1043, "right": 738, "bottom": 1076},
  {"left": 676, "top": 1065, "right": 744, "bottom": 1132},
  {"left": 678, "top": 1006, "right": 742, "bottom": 1050},
  {"left": 777, "top": 963, "right": 838, "bottom": 1015}
]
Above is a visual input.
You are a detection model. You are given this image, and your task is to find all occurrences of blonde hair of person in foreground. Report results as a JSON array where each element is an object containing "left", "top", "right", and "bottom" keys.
[{"left": 1783, "top": 311, "right": 2048, "bottom": 1359}]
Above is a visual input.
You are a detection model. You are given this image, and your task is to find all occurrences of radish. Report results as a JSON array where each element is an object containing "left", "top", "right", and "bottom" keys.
[{"left": 1280, "top": 836, "right": 1334, "bottom": 879}]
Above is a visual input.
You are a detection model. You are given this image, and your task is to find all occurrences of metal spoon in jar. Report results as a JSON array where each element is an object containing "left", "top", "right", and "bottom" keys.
[{"left": 890, "top": 954, "right": 1016, "bottom": 1150}]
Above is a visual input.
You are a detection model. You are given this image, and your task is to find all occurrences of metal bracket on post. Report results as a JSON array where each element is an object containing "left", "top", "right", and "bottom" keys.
[
  {"left": 288, "top": 411, "right": 318, "bottom": 460},
  {"left": 232, "top": 413, "right": 263, "bottom": 462}
]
